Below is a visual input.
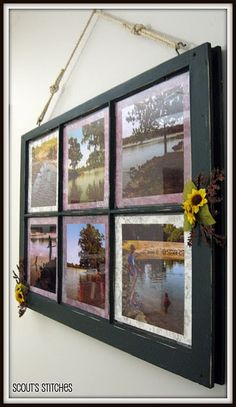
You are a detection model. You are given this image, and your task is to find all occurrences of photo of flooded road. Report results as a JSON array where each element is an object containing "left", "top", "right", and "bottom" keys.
[{"left": 28, "top": 131, "right": 58, "bottom": 212}]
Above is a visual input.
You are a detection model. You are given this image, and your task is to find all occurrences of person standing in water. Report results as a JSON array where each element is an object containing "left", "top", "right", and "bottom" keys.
[
  {"left": 127, "top": 244, "right": 141, "bottom": 306},
  {"left": 47, "top": 235, "right": 56, "bottom": 262},
  {"left": 164, "top": 292, "right": 171, "bottom": 313}
]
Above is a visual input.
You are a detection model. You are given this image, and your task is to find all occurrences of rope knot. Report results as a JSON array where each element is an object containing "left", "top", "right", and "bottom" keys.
[
  {"left": 49, "top": 69, "right": 65, "bottom": 95},
  {"left": 131, "top": 23, "right": 145, "bottom": 35},
  {"left": 49, "top": 83, "right": 59, "bottom": 95}
]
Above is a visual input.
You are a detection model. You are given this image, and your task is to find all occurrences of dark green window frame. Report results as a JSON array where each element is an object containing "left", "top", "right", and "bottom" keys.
[{"left": 20, "top": 43, "right": 225, "bottom": 388}]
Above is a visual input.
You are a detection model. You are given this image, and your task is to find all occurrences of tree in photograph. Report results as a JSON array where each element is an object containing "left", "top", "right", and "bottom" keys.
[
  {"left": 68, "top": 137, "right": 83, "bottom": 170},
  {"left": 78, "top": 224, "right": 105, "bottom": 269},
  {"left": 163, "top": 224, "right": 184, "bottom": 242},
  {"left": 81, "top": 118, "right": 105, "bottom": 168},
  {"left": 48, "top": 144, "right": 57, "bottom": 160},
  {"left": 125, "top": 87, "right": 184, "bottom": 149},
  {"left": 126, "top": 97, "right": 162, "bottom": 138}
]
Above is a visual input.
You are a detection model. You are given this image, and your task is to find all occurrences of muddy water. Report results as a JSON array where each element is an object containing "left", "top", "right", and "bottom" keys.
[
  {"left": 29, "top": 237, "right": 57, "bottom": 291},
  {"left": 124, "top": 259, "right": 185, "bottom": 335},
  {"left": 65, "top": 267, "right": 105, "bottom": 309}
]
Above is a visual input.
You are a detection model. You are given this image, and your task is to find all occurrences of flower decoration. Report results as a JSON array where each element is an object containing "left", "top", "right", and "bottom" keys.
[
  {"left": 187, "top": 188, "right": 208, "bottom": 213},
  {"left": 12, "top": 260, "right": 29, "bottom": 317},
  {"left": 183, "top": 169, "right": 225, "bottom": 247}
]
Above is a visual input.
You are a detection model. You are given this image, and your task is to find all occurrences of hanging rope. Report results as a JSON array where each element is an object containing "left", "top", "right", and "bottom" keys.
[
  {"left": 37, "top": 10, "right": 96, "bottom": 125},
  {"left": 37, "top": 9, "right": 187, "bottom": 126},
  {"left": 96, "top": 10, "right": 186, "bottom": 51}
]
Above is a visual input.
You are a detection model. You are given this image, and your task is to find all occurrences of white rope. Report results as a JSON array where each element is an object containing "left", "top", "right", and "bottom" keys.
[
  {"left": 37, "top": 9, "right": 187, "bottom": 126},
  {"left": 37, "top": 10, "right": 96, "bottom": 125},
  {"left": 96, "top": 10, "right": 186, "bottom": 51}
]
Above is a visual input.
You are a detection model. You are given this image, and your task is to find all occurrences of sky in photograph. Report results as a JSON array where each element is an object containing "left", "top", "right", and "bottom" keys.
[
  {"left": 30, "top": 225, "right": 57, "bottom": 259},
  {"left": 121, "top": 104, "right": 184, "bottom": 139},
  {"left": 67, "top": 223, "right": 105, "bottom": 264},
  {"left": 121, "top": 88, "right": 184, "bottom": 139},
  {"left": 66, "top": 126, "right": 91, "bottom": 168},
  {"left": 30, "top": 224, "right": 56, "bottom": 237}
]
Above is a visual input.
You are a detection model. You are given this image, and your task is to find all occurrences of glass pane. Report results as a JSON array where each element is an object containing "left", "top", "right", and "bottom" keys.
[
  {"left": 28, "top": 131, "right": 59, "bottom": 212},
  {"left": 115, "top": 214, "right": 192, "bottom": 346},
  {"left": 27, "top": 217, "right": 58, "bottom": 300},
  {"left": 63, "top": 108, "right": 109, "bottom": 210},
  {"left": 116, "top": 72, "right": 191, "bottom": 207},
  {"left": 62, "top": 216, "right": 109, "bottom": 319}
]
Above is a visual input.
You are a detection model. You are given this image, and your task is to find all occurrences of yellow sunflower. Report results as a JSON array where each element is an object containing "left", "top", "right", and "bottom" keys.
[
  {"left": 183, "top": 200, "right": 196, "bottom": 225},
  {"left": 15, "top": 282, "right": 25, "bottom": 292},
  {"left": 15, "top": 288, "right": 25, "bottom": 304},
  {"left": 187, "top": 188, "right": 208, "bottom": 214}
]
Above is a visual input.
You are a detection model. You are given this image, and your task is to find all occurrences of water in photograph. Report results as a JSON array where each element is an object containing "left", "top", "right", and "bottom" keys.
[
  {"left": 65, "top": 266, "right": 105, "bottom": 309},
  {"left": 123, "top": 258, "right": 185, "bottom": 335},
  {"left": 122, "top": 134, "right": 183, "bottom": 189},
  {"left": 68, "top": 167, "right": 104, "bottom": 203},
  {"left": 29, "top": 234, "right": 57, "bottom": 292}
]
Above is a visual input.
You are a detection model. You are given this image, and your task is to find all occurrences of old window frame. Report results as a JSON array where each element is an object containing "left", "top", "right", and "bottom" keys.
[{"left": 20, "top": 43, "right": 225, "bottom": 388}]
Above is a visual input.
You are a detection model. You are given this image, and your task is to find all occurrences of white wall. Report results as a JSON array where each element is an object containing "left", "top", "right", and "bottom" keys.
[{"left": 8, "top": 6, "right": 228, "bottom": 400}]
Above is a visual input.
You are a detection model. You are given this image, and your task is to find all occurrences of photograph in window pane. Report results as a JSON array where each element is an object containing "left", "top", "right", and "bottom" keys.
[
  {"left": 116, "top": 72, "right": 191, "bottom": 207},
  {"left": 28, "top": 131, "right": 58, "bottom": 212},
  {"left": 27, "top": 217, "right": 58, "bottom": 300},
  {"left": 63, "top": 108, "right": 109, "bottom": 210},
  {"left": 63, "top": 216, "right": 109, "bottom": 319},
  {"left": 115, "top": 214, "right": 192, "bottom": 345}
]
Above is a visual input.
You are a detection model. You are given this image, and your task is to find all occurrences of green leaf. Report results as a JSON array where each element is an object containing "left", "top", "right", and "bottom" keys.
[
  {"left": 183, "top": 180, "right": 196, "bottom": 200},
  {"left": 184, "top": 213, "right": 193, "bottom": 232},
  {"left": 197, "top": 204, "right": 216, "bottom": 226}
]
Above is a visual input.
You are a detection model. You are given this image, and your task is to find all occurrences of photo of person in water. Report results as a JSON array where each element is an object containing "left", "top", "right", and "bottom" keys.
[{"left": 115, "top": 214, "right": 192, "bottom": 346}]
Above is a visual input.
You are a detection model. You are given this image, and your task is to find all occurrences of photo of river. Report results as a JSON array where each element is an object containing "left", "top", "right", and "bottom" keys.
[
  {"left": 64, "top": 110, "right": 107, "bottom": 206},
  {"left": 116, "top": 72, "right": 190, "bottom": 200},
  {"left": 63, "top": 221, "right": 107, "bottom": 315},
  {"left": 28, "top": 223, "right": 57, "bottom": 294}
]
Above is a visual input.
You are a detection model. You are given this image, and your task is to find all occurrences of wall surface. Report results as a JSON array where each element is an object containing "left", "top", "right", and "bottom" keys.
[{"left": 8, "top": 6, "right": 228, "bottom": 401}]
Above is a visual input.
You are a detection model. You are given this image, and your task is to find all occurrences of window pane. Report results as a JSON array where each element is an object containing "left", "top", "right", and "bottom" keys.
[
  {"left": 116, "top": 72, "right": 191, "bottom": 207},
  {"left": 62, "top": 216, "right": 109, "bottom": 319},
  {"left": 63, "top": 108, "right": 109, "bottom": 210},
  {"left": 27, "top": 217, "right": 58, "bottom": 300},
  {"left": 28, "top": 131, "right": 59, "bottom": 212},
  {"left": 115, "top": 214, "right": 192, "bottom": 346}
]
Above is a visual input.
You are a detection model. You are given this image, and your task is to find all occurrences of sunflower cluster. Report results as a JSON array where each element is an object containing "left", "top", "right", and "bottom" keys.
[
  {"left": 15, "top": 282, "right": 27, "bottom": 304},
  {"left": 182, "top": 170, "right": 225, "bottom": 247},
  {"left": 183, "top": 188, "right": 208, "bottom": 226},
  {"left": 13, "top": 261, "right": 29, "bottom": 317}
]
